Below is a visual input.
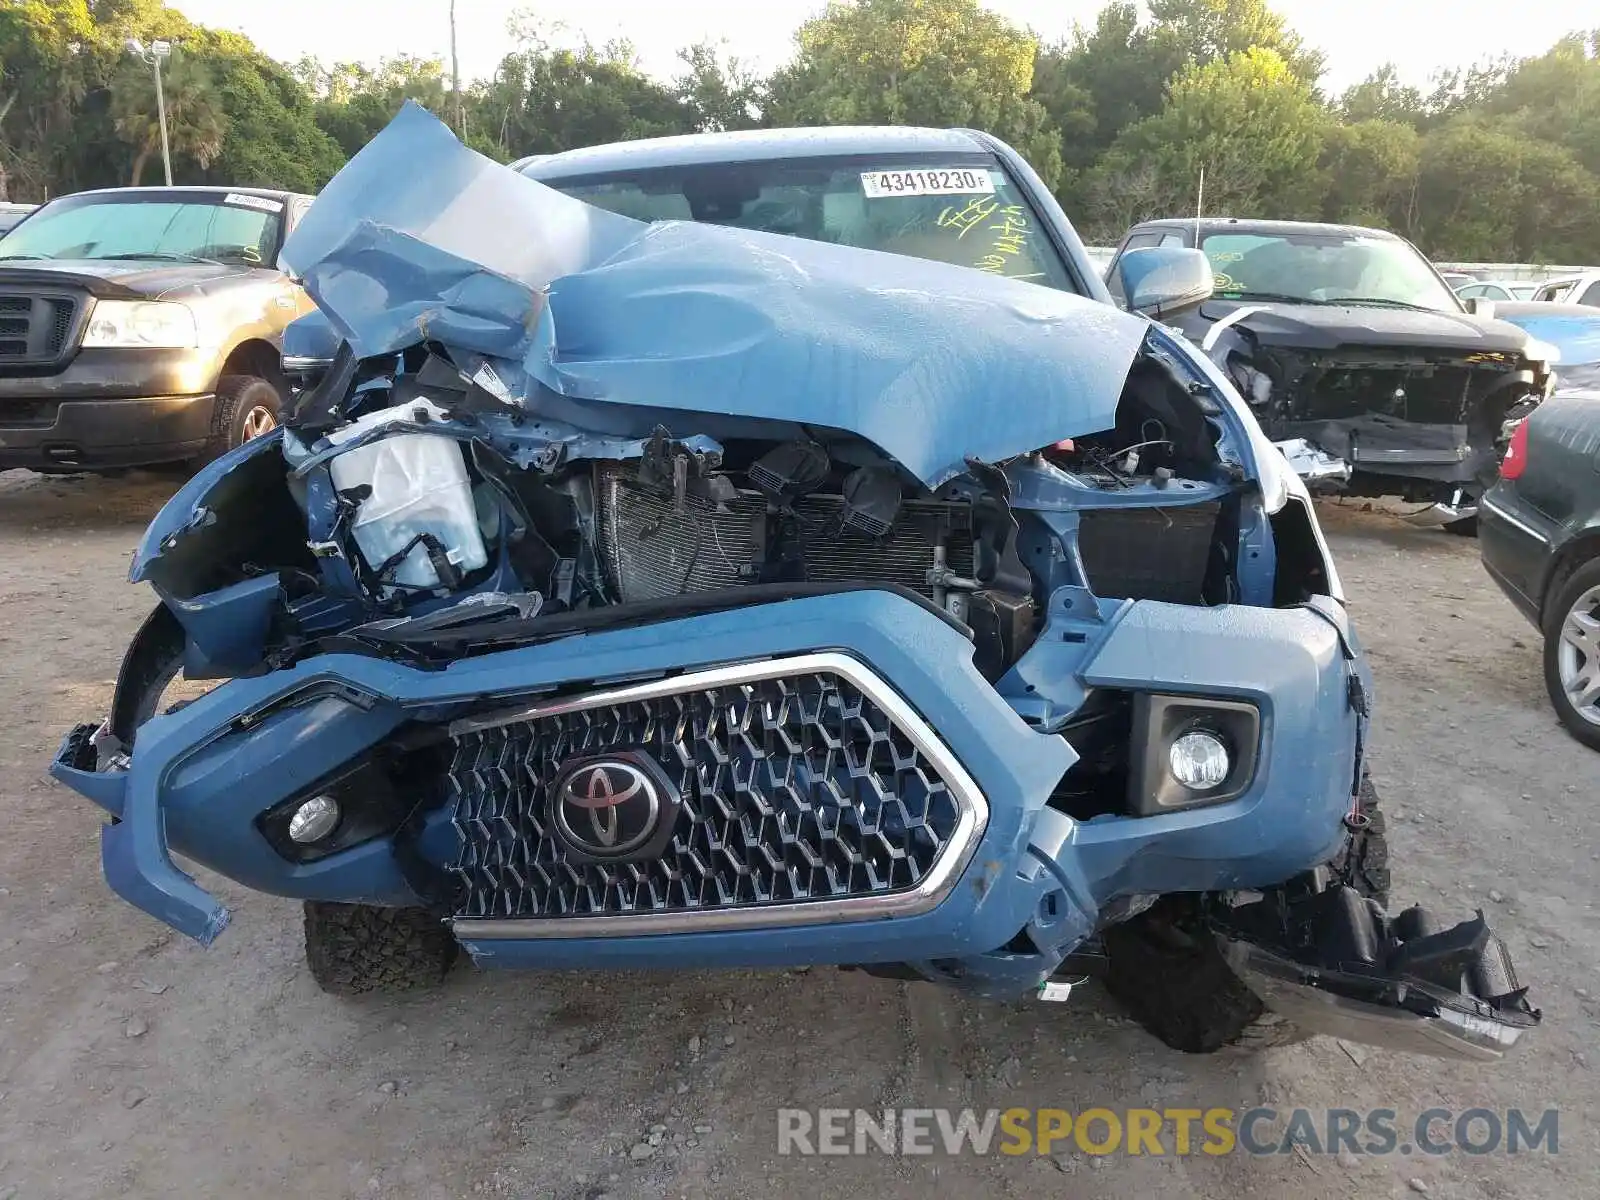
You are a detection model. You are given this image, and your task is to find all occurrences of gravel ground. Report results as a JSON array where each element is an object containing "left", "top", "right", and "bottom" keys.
[{"left": 0, "top": 468, "right": 1594, "bottom": 1200}]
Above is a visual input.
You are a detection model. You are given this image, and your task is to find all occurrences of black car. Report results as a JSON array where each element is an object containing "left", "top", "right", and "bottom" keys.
[
  {"left": 0, "top": 186, "right": 318, "bottom": 473},
  {"left": 1480, "top": 394, "right": 1600, "bottom": 750},
  {"left": 1105, "top": 218, "right": 1555, "bottom": 533}
]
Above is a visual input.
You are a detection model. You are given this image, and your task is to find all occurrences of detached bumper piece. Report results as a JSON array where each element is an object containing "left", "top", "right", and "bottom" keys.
[{"left": 1220, "top": 885, "right": 1540, "bottom": 1062}]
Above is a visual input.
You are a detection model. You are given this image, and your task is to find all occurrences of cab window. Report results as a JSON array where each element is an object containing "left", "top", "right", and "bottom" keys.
[{"left": 539, "top": 154, "right": 1076, "bottom": 291}]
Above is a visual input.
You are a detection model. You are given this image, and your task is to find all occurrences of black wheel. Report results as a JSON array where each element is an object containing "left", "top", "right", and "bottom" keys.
[
  {"left": 1104, "top": 776, "right": 1391, "bottom": 1054},
  {"left": 1542, "top": 557, "right": 1600, "bottom": 752},
  {"left": 303, "top": 901, "right": 459, "bottom": 996},
  {"left": 1102, "top": 898, "right": 1307, "bottom": 1054},
  {"left": 204, "top": 374, "right": 283, "bottom": 462}
]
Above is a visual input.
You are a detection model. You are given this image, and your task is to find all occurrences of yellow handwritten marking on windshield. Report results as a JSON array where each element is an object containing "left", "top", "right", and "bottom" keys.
[
  {"left": 937, "top": 197, "right": 1001, "bottom": 238},
  {"left": 977, "top": 205, "right": 1031, "bottom": 275}
]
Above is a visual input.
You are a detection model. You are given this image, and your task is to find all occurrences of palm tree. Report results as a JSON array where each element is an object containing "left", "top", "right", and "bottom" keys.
[{"left": 111, "top": 52, "right": 228, "bottom": 186}]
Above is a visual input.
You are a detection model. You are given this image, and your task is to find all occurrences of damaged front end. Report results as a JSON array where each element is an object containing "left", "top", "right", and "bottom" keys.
[
  {"left": 1216, "top": 883, "right": 1538, "bottom": 1062},
  {"left": 1206, "top": 308, "right": 1554, "bottom": 525},
  {"left": 51, "top": 104, "right": 1538, "bottom": 1061}
]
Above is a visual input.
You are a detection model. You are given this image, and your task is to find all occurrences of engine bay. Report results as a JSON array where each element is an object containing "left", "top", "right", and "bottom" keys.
[{"left": 135, "top": 330, "right": 1302, "bottom": 696}]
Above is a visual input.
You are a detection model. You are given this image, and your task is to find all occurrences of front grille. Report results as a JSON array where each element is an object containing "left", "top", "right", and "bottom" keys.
[
  {"left": 0, "top": 290, "right": 80, "bottom": 363},
  {"left": 446, "top": 655, "right": 983, "bottom": 932},
  {"left": 596, "top": 466, "right": 975, "bottom": 603},
  {"left": 1078, "top": 502, "right": 1220, "bottom": 604}
]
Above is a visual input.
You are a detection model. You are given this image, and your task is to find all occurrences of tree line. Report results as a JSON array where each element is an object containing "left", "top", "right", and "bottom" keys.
[{"left": 4, "top": 0, "right": 1599, "bottom": 262}]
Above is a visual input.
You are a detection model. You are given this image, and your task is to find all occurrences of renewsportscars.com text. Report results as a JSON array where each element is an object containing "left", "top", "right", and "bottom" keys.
[{"left": 776, "top": 1107, "right": 1559, "bottom": 1158}]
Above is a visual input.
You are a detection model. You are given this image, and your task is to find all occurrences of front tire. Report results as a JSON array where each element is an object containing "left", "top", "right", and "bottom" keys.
[
  {"left": 1542, "top": 557, "right": 1600, "bottom": 752},
  {"left": 204, "top": 374, "right": 283, "bottom": 463},
  {"left": 1103, "top": 777, "right": 1390, "bottom": 1053},
  {"left": 304, "top": 902, "right": 459, "bottom": 997},
  {"left": 1101, "top": 898, "right": 1308, "bottom": 1054}
]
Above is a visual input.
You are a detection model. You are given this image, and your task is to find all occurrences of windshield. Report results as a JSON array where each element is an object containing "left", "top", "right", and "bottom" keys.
[
  {"left": 1202, "top": 230, "right": 1460, "bottom": 311},
  {"left": 0, "top": 194, "right": 283, "bottom": 266},
  {"left": 535, "top": 154, "right": 1075, "bottom": 291}
]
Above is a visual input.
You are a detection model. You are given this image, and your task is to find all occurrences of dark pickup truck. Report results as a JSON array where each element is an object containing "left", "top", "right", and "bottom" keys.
[
  {"left": 0, "top": 186, "right": 317, "bottom": 472},
  {"left": 1105, "top": 218, "right": 1556, "bottom": 533}
]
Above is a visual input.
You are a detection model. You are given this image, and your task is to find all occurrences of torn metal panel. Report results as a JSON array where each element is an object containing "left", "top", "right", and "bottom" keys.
[
  {"left": 280, "top": 102, "right": 1151, "bottom": 490},
  {"left": 1275, "top": 437, "right": 1350, "bottom": 486}
]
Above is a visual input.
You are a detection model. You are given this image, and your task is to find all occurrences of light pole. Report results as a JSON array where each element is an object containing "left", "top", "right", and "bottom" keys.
[{"left": 125, "top": 38, "right": 174, "bottom": 186}]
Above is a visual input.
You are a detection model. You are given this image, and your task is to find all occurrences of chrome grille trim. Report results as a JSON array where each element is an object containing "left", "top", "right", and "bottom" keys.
[{"left": 448, "top": 651, "right": 989, "bottom": 939}]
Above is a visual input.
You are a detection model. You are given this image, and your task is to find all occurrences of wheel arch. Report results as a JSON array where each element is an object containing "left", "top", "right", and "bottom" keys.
[
  {"left": 219, "top": 337, "right": 286, "bottom": 388},
  {"left": 1540, "top": 528, "right": 1600, "bottom": 623}
]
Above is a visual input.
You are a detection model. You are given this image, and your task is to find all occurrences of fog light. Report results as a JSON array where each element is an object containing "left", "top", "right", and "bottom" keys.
[
  {"left": 287, "top": 795, "right": 341, "bottom": 844},
  {"left": 1168, "top": 731, "right": 1230, "bottom": 790}
]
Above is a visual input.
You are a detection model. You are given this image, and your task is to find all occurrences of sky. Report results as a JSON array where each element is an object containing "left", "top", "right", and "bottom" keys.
[{"left": 171, "top": 0, "right": 1585, "bottom": 94}]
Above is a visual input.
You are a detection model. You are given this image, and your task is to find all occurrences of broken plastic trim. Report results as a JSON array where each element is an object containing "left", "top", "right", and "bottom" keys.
[
  {"left": 312, "top": 581, "right": 975, "bottom": 667},
  {"left": 1216, "top": 884, "right": 1539, "bottom": 1062},
  {"left": 1228, "top": 941, "right": 1531, "bottom": 1063},
  {"left": 1275, "top": 437, "right": 1351, "bottom": 487}
]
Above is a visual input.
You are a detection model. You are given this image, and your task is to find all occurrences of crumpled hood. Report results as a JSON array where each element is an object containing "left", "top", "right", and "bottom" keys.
[
  {"left": 280, "top": 102, "right": 1150, "bottom": 489},
  {"left": 1200, "top": 298, "right": 1533, "bottom": 355}
]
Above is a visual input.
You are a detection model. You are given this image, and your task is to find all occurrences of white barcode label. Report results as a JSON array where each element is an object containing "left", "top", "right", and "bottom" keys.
[
  {"left": 224, "top": 193, "right": 284, "bottom": 213},
  {"left": 860, "top": 168, "right": 996, "bottom": 199}
]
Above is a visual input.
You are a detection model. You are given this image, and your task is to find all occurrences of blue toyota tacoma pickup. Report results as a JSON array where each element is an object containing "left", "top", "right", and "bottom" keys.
[{"left": 52, "top": 104, "right": 1537, "bottom": 1061}]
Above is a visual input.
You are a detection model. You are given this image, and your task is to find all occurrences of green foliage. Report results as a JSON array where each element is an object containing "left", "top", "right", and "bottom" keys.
[
  {"left": 766, "top": 0, "right": 1064, "bottom": 189},
  {"left": 1081, "top": 47, "right": 1327, "bottom": 238},
  {"left": 1413, "top": 116, "right": 1600, "bottom": 261},
  {"left": 1318, "top": 119, "right": 1421, "bottom": 229},
  {"left": 675, "top": 41, "right": 765, "bottom": 134},
  {"left": 111, "top": 50, "right": 228, "bottom": 184},
  {"left": 2, "top": 0, "right": 1600, "bottom": 262}
]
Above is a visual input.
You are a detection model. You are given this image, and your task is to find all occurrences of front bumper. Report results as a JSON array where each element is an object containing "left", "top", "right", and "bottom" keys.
[
  {"left": 0, "top": 347, "right": 219, "bottom": 468},
  {"left": 51, "top": 589, "right": 1366, "bottom": 979}
]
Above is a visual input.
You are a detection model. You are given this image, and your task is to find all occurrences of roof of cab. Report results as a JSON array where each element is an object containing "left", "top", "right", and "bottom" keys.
[
  {"left": 1132, "top": 217, "right": 1404, "bottom": 242},
  {"left": 51, "top": 185, "right": 301, "bottom": 202},
  {"left": 520, "top": 126, "right": 993, "bottom": 179}
]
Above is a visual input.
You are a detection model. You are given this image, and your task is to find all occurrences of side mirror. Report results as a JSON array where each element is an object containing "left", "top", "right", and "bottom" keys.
[
  {"left": 281, "top": 309, "right": 339, "bottom": 387},
  {"left": 1116, "top": 246, "right": 1214, "bottom": 320},
  {"left": 1463, "top": 296, "right": 1497, "bottom": 319}
]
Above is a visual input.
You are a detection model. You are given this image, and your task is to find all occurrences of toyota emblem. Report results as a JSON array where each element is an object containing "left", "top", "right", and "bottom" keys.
[{"left": 550, "top": 752, "right": 679, "bottom": 862}]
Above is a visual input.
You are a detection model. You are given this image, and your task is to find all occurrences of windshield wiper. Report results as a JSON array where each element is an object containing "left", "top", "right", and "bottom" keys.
[
  {"left": 1329, "top": 296, "right": 1443, "bottom": 312},
  {"left": 96, "top": 251, "right": 222, "bottom": 265},
  {"left": 1221, "top": 291, "right": 1328, "bottom": 305}
]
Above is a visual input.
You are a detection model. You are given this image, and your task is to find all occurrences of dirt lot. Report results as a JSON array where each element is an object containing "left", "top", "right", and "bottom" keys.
[{"left": 0, "top": 467, "right": 1594, "bottom": 1200}]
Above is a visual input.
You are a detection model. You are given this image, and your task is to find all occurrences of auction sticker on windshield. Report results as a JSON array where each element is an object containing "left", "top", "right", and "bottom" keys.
[
  {"left": 861, "top": 168, "right": 996, "bottom": 199},
  {"left": 224, "top": 193, "right": 284, "bottom": 213}
]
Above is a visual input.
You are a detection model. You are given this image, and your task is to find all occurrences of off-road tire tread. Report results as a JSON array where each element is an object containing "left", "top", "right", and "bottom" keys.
[
  {"left": 303, "top": 902, "right": 458, "bottom": 996},
  {"left": 1104, "top": 775, "right": 1390, "bottom": 1054},
  {"left": 1542, "top": 557, "right": 1600, "bottom": 752},
  {"left": 1102, "top": 902, "right": 1310, "bottom": 1055},
  {"left": 204, "top": 374, "right": 282, "bottom": 462}
]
